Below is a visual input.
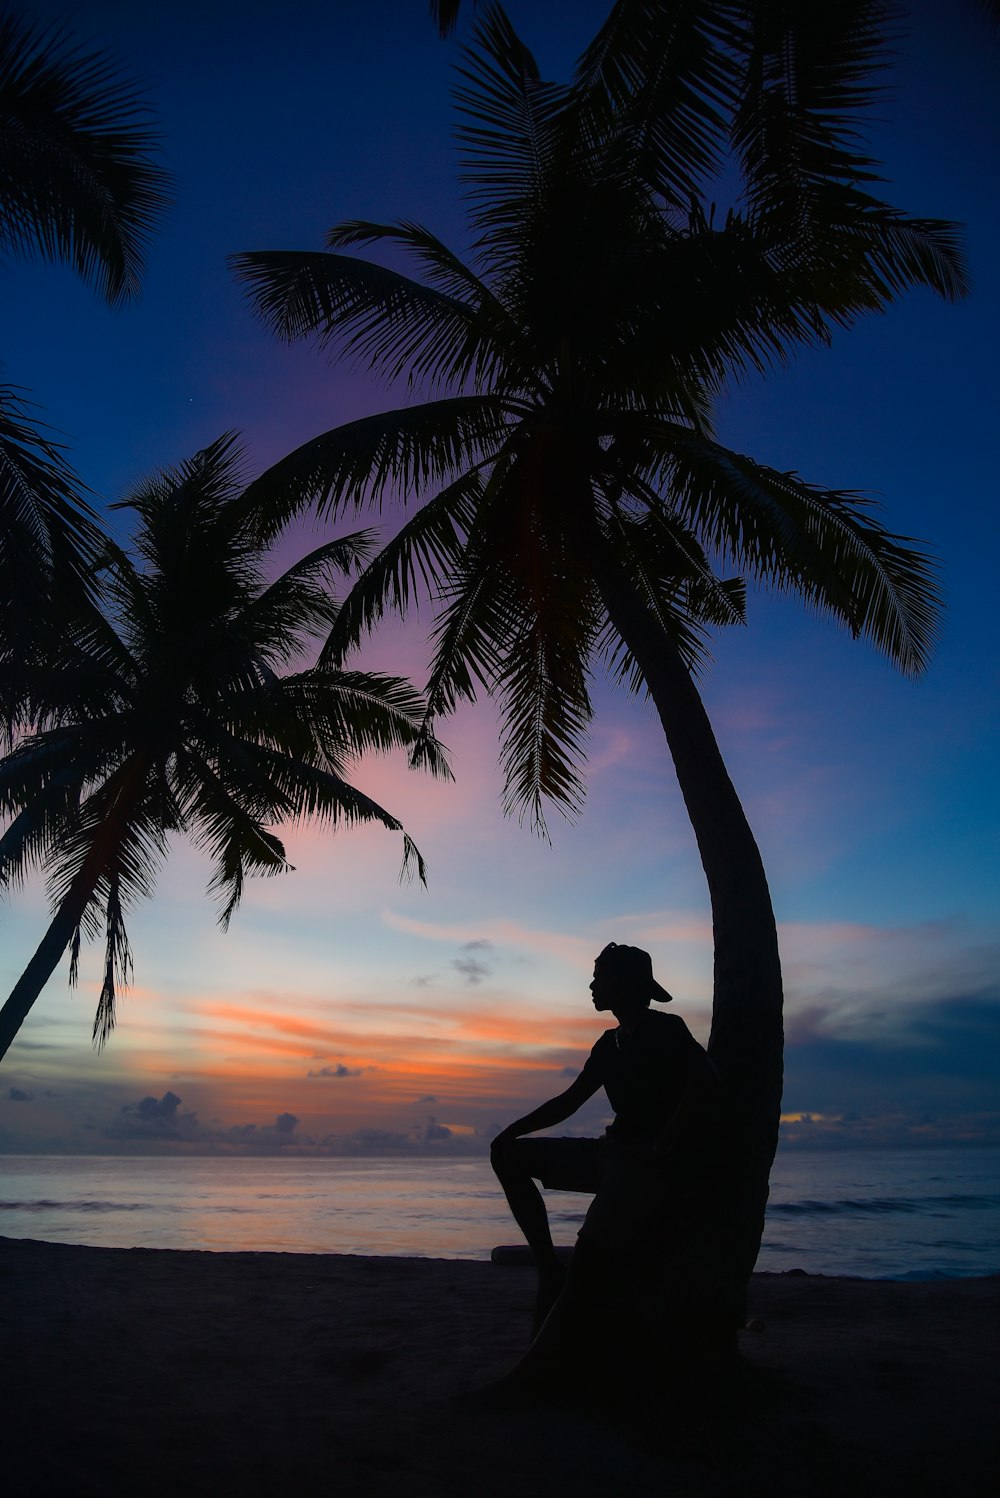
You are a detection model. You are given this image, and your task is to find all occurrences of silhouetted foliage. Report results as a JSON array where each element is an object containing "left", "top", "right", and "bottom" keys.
[
  {"left": 0, "top": 6, "right": 170, "bottom": 304},
  {"left": 0, "top": 436, "right": 448, "bottom": 1060},
  {"left": 0, "top": 7, "right": 171, "bottom": 672},
  {"left": 236, "top": 0, "right": 963, "bottom": 1312}
]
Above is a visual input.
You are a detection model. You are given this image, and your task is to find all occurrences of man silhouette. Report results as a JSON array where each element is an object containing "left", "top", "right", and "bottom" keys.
[{"left": 489, "top": 942, "right": 721, "bottom": 1388}]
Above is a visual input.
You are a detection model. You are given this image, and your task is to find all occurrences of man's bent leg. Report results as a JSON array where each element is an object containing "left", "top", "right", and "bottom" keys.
[
  {"left": 491, "top": 1136, "right": 599, "bottom": 1331},
  {"left": 491, "top": 1137, "right": 566, "bottom": 1265}
]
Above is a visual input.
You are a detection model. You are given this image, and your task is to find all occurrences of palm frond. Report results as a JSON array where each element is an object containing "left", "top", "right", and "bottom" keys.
[
  {"left": 497, "top": 595, "right": 594, "bottom": 834},
  {"left": 0, "top": 721, "right": 128, "bottom": 814},
  {"left": 91, "top": 867, "right": 132, "bottom": 1049},
  {"left": 733, "top": 0, "right": 891, "bottom": 219},
  {"left": 596, "top": 499, "right": 745, "bottom": 690},
  {"left": 320, "top": 471, "right": 482, "bottom": 666},
  {"left": 573, "top": 0, "right": 736, "bottom": 207},
  {"left": 452, "top": 4, "right": 572, "bottom": 252},
  {"left": 170, "top": 744, "right": 292, "bottom": 929},
  {"left": 241, "top": 398, "right": 511, "bottom": 539},
  {"left": 633, "top": 206, "right": 836, "bottom": 381},
  {"left": 968, "top": 0, "right": 1000, "bottom": 30},
  {"left": 667, "top": 435, "right": 941, "bottom": 674},
  {"left": 614, "top": 474, "right": 749, "bottom": 634},
  {"left": 11, "top": 607, "right": 139, "bottom": 736},
  {"left": 730, "top": 6, "right": 968, "bottom": 314},
  {"left": 787, "top": 191, "right": 970, "bottom": 311},
  {"left": 0, "top": 9, "right": 171, "bottom": 304},
  {"left": 240, "top": 528, "right": 382, "bottom": 660},
  {"left": 0, "top": 386, "right": 107, "bottom": 653},
  {"left": 47, "top": 783, "right": 164, "bottom": 921},
  {"left": 117, "top": 433, "right": 252, "bottom": 568},
  {"left": 181, "top": 736, "right": 427, "bottom": 909},
  {"left": 421, "top": 562, "right": 511, "bottom": 721},
  {"left": 327, "top": 218, "right": 516, "bottom": 334},
  {"left": 430, "top": 0, "right": 464, "bottom": 38},
  {"left": 0, "top": 759, "right": 81, "bottom": 891},
  {"left": 269, "top": 669, "right": 452, "bottom": 782},
  {"left": 231, "top": 246, "right": 508, "bottom": 395}
]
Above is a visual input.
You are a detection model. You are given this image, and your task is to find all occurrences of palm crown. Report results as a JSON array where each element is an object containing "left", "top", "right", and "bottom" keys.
[
  {"left": 0, "top": 435, "right": 448, "bottom": 1056},
  {"left": 232, "top": 2, "right": 963, "bottom": 832}
]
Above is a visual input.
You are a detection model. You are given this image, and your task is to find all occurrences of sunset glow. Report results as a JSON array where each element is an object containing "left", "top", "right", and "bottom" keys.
[{"left": 1, "top": 0, "right": 997, "bottom": 1158}]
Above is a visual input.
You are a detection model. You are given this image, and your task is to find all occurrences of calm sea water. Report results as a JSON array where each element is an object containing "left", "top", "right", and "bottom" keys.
[{"left": 1, "top": 1146, "right": 997, "bottom": 1280}]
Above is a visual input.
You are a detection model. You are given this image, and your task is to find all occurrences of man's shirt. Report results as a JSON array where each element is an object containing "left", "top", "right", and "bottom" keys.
[{"left": 578, "top": 1009, "right": 710, "bottom": 1144}]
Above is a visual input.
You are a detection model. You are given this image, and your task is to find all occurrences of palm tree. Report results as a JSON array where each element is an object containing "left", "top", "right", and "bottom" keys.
[
  {"left": 0, "top": 7, "right": 170, "bottom": 661},
  {"left": 231, "top": 4, "right": 963, "bottom": 1318},
  {"left": 0, "top": 434, "right": 449, "bottom": 1062}
]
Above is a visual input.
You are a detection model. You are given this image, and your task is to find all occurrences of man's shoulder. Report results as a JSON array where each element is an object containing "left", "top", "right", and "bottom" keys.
[{"left": 586, "top": 1027, "right": 618, "bottom": 1067}]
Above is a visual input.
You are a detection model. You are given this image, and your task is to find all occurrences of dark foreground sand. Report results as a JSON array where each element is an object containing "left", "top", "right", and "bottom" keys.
[{"left": 1, "top": 1236, "right": 997, "bottom": 1497}]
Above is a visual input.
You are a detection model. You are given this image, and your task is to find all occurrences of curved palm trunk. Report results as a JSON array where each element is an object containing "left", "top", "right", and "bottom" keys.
[
  {"left": 0, "top": 761, "right": 147, "bottom": 1063},
  {"left": 592, "top": 552, "right": 783, "bottom": 1322},
  {"left": 0, "top": 874, "right": 98, "bottom": 1060}
]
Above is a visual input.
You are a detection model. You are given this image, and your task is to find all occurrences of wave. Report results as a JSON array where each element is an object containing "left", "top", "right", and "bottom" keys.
[
  {"left": 0, "top": 1198, "right": 159, "bottom": 1214},
  {"left": 770, "top": 1193, "right": 1000, "bottom": 1218},
  {"left": 0, "top": 1198, "right": 258, "bottom": 1215}
]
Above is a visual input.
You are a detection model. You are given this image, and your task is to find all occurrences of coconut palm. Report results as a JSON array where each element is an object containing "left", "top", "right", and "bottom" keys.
[
  {"left": 0, "top": 7, "right": 170, "bottom": 661},
  {"left": 0, "top": 434, "right": 449, "bottom": 1061},
  {"left": 231, "top": 4, "right": 963, "bottom": 1316}
]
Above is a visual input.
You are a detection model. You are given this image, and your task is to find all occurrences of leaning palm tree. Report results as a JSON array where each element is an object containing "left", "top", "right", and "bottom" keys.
[
  {"left": 0, "top": 7, "right": 170, "bottom": 663},
  {"left": 231, "top": 3, "right": 963, "bottom": 1319},
  {"left": 0, "top": 434, "right": 449, "bottom": 1061}
]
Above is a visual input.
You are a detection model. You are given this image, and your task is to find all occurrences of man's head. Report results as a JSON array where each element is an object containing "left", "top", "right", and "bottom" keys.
[{"left": 589, "top": 942, "right": 673, "bottom": 1014}]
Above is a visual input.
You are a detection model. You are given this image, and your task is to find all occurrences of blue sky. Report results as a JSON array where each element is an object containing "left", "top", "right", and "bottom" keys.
[{"left": 1, "top": 0, "right": 997, "bottom": 1155}]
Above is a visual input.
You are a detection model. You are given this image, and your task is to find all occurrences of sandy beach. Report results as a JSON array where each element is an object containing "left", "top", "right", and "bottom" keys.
[{"left": 1, "top": 1235, "right": 996, "bottom": 1497}]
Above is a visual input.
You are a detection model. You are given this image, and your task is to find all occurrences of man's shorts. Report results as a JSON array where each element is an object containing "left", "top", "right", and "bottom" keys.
[
  {"left": 515, "top": 1135, "right": 604, "bottom": 1194},
  {"left": 513, "top": 1133, "right": 667, "bottom": 1253}
]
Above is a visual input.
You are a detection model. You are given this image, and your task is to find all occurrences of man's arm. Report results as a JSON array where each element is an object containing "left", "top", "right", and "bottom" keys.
[{"left": 492, "top": 1069, "right": 603, "bottom": 1146}]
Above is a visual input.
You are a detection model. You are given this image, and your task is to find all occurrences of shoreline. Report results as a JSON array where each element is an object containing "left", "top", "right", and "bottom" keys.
[
  {"left": 3, "top": 1236, "right": 998, "bottom": 1496},
  {"left": 6, "top": 1229, "right": 995, "bottom": 1283},
  {"left": 3, "top": 1228, "right": 995, "bottom": 1280}
]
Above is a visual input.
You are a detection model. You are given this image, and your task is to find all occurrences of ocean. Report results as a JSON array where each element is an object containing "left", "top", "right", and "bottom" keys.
[{"left": 1, "top": 1145, "right": 997, "bottom": 1280}]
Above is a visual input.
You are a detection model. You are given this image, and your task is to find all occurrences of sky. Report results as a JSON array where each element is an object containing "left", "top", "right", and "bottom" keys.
[{"left": 0, "top": 0, "right": 997, "bottom": 1157}]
